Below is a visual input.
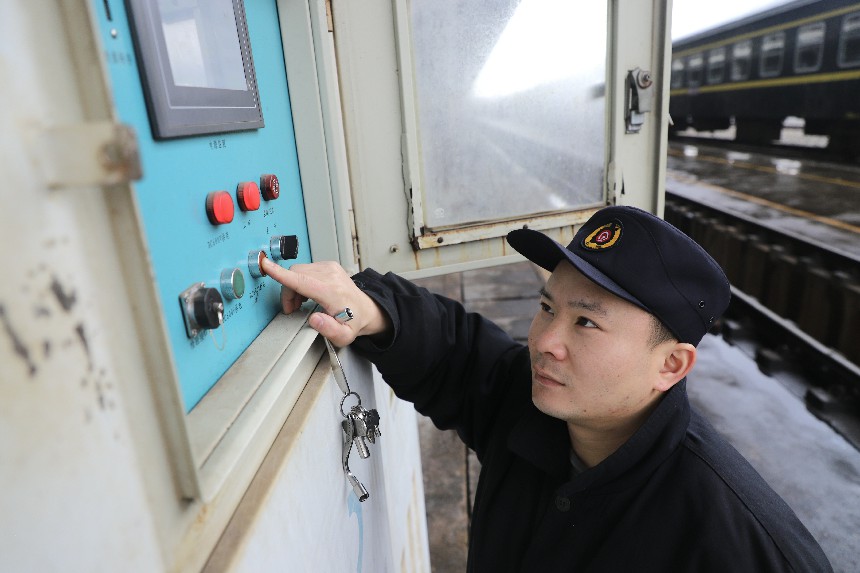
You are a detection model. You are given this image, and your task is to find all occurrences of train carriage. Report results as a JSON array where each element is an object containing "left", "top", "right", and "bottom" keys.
[{"left": 669, "top": 0, "right": 860, "bottom": 157}]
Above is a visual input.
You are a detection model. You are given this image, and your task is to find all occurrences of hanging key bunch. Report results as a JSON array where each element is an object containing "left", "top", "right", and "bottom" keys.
[{"left": 325, "top": 337, "right": 381, "bottom": 502}]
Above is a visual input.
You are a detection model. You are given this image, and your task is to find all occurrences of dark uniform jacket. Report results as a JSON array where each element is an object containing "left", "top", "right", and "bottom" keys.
[{"left": 351, "top": 269, "right": 832, "bottom": 572}]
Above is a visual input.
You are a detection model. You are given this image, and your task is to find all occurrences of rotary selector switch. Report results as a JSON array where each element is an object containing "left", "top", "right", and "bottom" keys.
[
  {"left": 260, "top": 174, "right": 280, "bottom": 200},
  {"left": 269, "top": 235, "right": 300, "bottom": 261},
  {"left": 179, "top": 283, "right": 225, "bottom": 338}
]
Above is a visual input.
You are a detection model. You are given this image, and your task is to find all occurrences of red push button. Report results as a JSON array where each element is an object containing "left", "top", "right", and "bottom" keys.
[
  {"left": 237, "top": 181, "right": 261, "bottom": 211},
  {"left": 205, "top": 191, "right": 234, "bottom": 225},
  {"left": 260, "top": 174, "right": 280, "bottom": 200}
]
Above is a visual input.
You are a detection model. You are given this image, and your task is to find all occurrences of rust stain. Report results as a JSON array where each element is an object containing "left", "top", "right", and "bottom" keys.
[{"left": 0, "top": 304, "right": 37, "bottom": 377}]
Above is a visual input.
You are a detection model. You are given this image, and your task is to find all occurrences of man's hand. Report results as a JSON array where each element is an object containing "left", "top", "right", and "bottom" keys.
[{"left": 260, "top": 258, "right": 390, "bottom": 347}]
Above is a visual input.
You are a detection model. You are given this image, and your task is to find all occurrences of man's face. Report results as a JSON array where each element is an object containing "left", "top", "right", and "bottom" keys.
[{"left": 528, "top": 262, "right": 669, "bottom": 430}]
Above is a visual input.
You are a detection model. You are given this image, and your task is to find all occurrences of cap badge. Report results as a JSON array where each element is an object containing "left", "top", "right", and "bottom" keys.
[{"left": 583, "top": 221, "right": 622, "bottom": 251}]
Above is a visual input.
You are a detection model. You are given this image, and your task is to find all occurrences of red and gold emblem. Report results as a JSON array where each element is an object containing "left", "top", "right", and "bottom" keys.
[{"left": 583, "top": 221, "right": 622, "bottom": 250}]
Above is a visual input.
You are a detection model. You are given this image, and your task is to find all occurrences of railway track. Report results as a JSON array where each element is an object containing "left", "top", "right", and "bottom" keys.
[
  {"left": 669, "top": 132, "right": 859, "bottom": 165},
  {"left": 664, "top": 192, "right": 860, "bottom": 446}
]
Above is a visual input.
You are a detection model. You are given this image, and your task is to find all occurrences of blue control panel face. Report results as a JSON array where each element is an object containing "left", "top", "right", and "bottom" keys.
[{"left": 94, "top": 0, "right": 311, "bottom": 410}]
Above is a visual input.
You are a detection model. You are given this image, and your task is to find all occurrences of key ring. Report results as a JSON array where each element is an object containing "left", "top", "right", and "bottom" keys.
[{"left": 340, "top": 391, "right": 362, "bottom": 418}]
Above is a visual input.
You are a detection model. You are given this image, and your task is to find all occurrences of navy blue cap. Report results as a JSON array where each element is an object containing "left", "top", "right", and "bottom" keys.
[{"left": 507, "top": 206, "right": 730, "bottom": 346}]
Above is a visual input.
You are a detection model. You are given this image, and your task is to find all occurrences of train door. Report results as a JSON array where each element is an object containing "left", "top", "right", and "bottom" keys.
[{"left": 0, "top": 1, "right": 671, "bottom": 571}]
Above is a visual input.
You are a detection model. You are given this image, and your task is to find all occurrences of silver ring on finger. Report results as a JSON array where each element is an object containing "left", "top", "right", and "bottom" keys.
[{"left": 333, "top": 307, "right": 354, "bottom": 323}]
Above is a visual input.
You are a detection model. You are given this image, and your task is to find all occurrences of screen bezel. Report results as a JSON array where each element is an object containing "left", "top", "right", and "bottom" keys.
[{"left": 125, "top": 0, "right": 264, "bottom": 139}]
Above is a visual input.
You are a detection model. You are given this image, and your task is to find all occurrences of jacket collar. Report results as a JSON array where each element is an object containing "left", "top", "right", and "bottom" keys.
[{"left": 508, "top": 380, "right": 691, "bottom": 489}]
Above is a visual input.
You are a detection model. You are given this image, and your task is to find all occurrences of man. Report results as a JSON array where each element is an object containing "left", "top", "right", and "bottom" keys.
[{"left": 260, "top": 205, "right": 831, "bottom": 572}]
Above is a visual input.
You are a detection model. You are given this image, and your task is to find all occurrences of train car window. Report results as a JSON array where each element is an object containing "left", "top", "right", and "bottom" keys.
[
  {"left": 707, "top": 47, "right": 726, "bottom": 84},
  {"left": 731, "top": 40, "right": 752, "bottom": 81},
  {"left": 671, "top": 58, "right": 685, "bottom": 88},
  {"left": 795, "top": 22, "right": 826, "bottom": 73},
  {"left": 759, "top": 32, "right": 785, "bottom": 78},
  {"left": 838, "top": 12, "right": 860, "bottom": 68},
  {"left": 687, "top": 53, "right": 703, "bottom": 87}
]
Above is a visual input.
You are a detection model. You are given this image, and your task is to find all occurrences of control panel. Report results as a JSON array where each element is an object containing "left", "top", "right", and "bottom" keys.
[{"left": 94, "top": 0, "right": 311, "bottom": 410}]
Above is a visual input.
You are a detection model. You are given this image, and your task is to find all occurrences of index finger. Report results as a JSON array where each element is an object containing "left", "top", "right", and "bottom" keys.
[
  {"left": 262, "top": 258, "right": 338, "bottom": 307},
  {"left": 261, "top": 257, "right": 308, "bottom": 290}
]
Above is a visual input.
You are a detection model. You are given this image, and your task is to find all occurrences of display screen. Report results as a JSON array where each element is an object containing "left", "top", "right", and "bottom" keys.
[
  {"left": 127, "top": 0, "right": 264, "bottom": 138},
  {"left": 159, "top": 0, "right": 247, "bottom": 90}
]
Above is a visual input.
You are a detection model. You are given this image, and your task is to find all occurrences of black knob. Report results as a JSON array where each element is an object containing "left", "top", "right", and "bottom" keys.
[
  {"left": 271, "top": 235, "right": 299, "bottom": 261},
  {"left": 192, "top": 287, "right": 224, "bottom": 330}
]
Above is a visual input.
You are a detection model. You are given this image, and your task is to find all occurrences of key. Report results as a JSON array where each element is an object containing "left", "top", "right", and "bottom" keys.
[
  {"left": 341, "top": 415, "right": 370, "bottom": 501},
  {"left": 351, "top": 405, "right": 382, "bottom": 445},
  {"left": 348, "top": 407, "right": 371, "bottom": 459},
  {"left": 346, "top": 470, "right": 369, "bottom": 502}
]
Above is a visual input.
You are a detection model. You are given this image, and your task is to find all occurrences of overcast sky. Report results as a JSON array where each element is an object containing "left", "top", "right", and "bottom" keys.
[{"left": 671, "top": 0, "right": 791, "bottom": 39}]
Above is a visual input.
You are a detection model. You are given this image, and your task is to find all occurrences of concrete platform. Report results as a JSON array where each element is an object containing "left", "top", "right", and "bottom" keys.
[
  {"left": 414, "top": 261, "right": 860, "bottom": 573},
  {"left": 666, "top": 141, "right": 860, "bottom": 260}
]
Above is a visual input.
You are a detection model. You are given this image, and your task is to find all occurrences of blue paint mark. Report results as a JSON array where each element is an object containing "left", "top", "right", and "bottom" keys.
[{"left": 348, "top": 493, "right": 365, "bottom": 573}]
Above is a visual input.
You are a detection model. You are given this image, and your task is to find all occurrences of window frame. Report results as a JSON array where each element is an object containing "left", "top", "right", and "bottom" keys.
[
  {"left": 671, "top": 58, "right": 685, "bottom": 88},
  {"left": 731, "top": 39, "right": 753, "bottom": 81},
  {"left": 759, "top": 31, "right": 786, "bottom": 78},
  {"left": 838, "top": 12, "right": 860, "bottom": 68},
  {"left": 687, "top": 53, "right": 704, "bottom": 87},
  {"left": 707, "top": 46, "right": 726, "bottom": 84},
  {"left": 794, "top": 22, "right": 826, "bottom": 73}
]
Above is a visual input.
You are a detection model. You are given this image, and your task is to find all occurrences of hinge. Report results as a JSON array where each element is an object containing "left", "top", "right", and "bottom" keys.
[{"left": 38, "top": 122, "right": 142, "bottom": 189}]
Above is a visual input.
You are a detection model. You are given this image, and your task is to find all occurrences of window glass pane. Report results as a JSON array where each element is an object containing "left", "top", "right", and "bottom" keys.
[
  {"left": 707, "top": 47, "right": 726, "bottom": 84},
  {"left": 409, "top": 0, "right": 608, "bottom": 229},
  {"left": 838, "top": 12, "right": 860, "bottom": 67},
  {"left": 759, "top": 32, "right": 785, "bottom": 77},
  {"left": 671, "top": 58, "right": 685, "bottom": 88},
  {"left": 687, "top": 53, "right": 703, "bottom": 87},
  {"left": 795, "top": 22, "right": 825, "bottom": 73},
  {"left": 731, "top": 40, "right": 752, "bottom": 81}
]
